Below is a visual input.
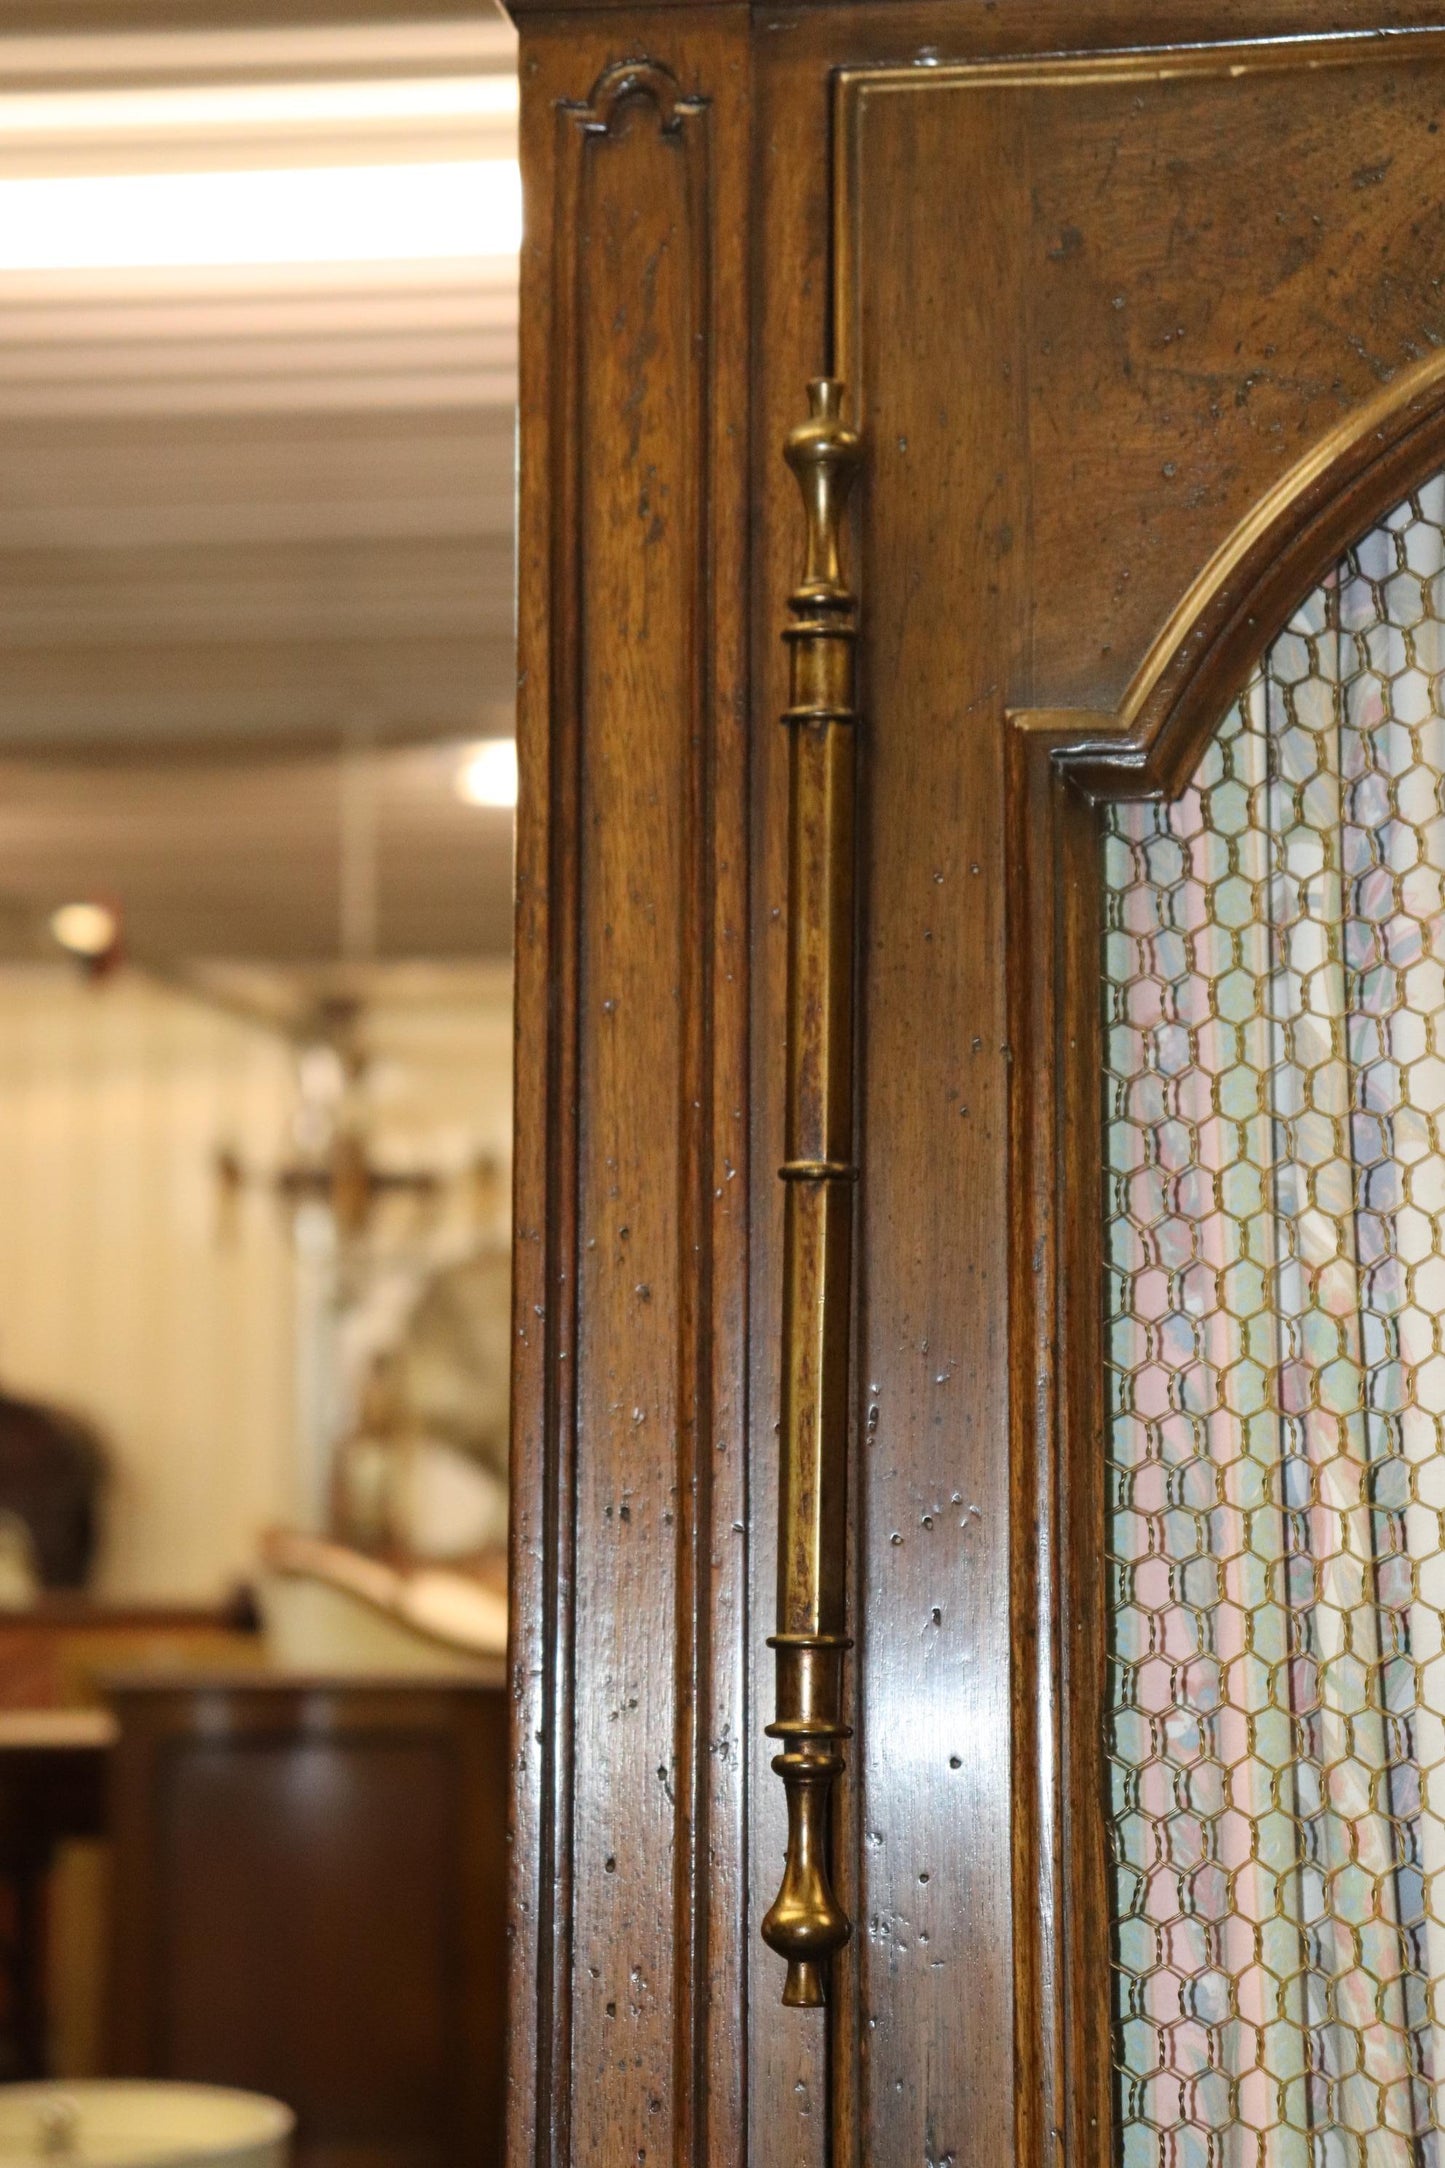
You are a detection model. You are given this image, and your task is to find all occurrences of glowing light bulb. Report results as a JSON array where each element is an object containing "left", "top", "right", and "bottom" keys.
[
  {"left": 456, "top": 739, "right": 517, "bottom": 808},
  {"left": 50, "top": 902, "right": 118, "bottom": 957}
]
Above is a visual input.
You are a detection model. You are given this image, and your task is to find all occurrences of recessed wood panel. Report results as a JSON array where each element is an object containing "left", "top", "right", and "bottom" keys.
[
  {"left": 835, "top": 33, "right": 1445, "bottom": 2168},
  {"left": 840, "top": 40, "right": 1445, "bottom": 717}
]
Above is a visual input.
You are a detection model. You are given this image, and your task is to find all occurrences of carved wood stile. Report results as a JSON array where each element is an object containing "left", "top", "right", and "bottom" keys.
[
  {"left": 762, "top": 380, "right": 862, "bottom": 2010},
  {"left": 507, "top": 29, "right": 753, "bottom": 2168}
]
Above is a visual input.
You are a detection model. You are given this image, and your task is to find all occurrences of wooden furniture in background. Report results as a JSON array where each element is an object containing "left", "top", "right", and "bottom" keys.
[
  {"left": 0, "top": 1603, "right": 261, "bottom": 2082},
  {"left": 0, "top": 1601, "right": 264, "bottom": 1713},
  {"left": 0, "top": 1710, "right": 110, "bottom": 2080},
  {"left": 106, "top": 1674, "right": 506, "bottom": 2168}
]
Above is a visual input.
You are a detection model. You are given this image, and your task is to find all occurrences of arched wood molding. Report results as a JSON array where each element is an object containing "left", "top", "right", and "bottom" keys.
[
  {"left": 565, "top": 56, "right": 706, "bottom": 135},
  {"left": 1005, "top": 344, "right": 1445, "bottom": 2168},
  {"left": 1011, "top": 345, "right": 1445, "bottom": 801}
]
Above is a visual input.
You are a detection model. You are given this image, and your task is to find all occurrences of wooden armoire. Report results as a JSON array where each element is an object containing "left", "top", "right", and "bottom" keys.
[{"left": 503, "top": 5, "right": 1445, "bottom": 2164}]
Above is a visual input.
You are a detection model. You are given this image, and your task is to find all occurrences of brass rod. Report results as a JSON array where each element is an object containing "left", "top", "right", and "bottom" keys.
[{"left": 761, "top": 378, "right": 862, "bottom": 2010}]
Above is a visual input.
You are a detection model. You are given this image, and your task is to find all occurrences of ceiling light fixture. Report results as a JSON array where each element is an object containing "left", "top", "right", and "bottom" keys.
[
  {"left": 49, "top": 901, "right": 119, "bottom": 957},
  {"left": 456, "top": 739, "right": 518, "bottom": 809},
  {"left": 0, "top": 157, "right": 521, "bottom": 271}
]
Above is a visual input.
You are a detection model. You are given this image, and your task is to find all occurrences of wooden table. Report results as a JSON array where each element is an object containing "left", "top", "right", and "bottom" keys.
[{"left": 0, "top": 1709, "right": 113, "bottom": 2079}]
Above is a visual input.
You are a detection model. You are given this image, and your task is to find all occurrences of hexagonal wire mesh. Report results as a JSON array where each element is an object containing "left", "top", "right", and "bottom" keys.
[{"left": 1105, "top": 475, "right": 1445, "bottom": 2166}]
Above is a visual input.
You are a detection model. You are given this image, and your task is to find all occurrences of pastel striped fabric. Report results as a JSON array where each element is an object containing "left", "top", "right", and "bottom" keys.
[{"left": 1106, "top": 480, "right": 1445, "bottom": 2166}]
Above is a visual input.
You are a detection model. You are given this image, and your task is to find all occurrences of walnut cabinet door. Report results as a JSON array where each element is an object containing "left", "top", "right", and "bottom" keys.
[{"left": 502, "top": 7, "right": 1445, "bottom": 2168}]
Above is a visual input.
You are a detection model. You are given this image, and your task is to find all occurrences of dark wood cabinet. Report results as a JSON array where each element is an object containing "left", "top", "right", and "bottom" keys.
[
  {"left": 106, "top": 1676, "right": 506, "bottom": 2168},
  {"left": 504, "top": 6, "right": 1445, "bottom": 2164}
]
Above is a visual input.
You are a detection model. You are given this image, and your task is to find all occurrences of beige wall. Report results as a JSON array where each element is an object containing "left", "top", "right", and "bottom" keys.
[
  {"left": 0, "top": 961, "right": 515, "bottom": 1603},
  {"left": 0, "top": 966, "right": 299, "bottom": 1601}
]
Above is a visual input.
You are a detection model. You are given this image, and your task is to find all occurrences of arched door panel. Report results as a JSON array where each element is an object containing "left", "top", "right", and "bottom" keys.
[{"left": 505, "top": 14, "right": 1445, "bottom": 2168}]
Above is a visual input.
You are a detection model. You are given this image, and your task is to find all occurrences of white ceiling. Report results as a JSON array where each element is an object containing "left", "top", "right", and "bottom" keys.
[{"left": 0, "top": 9, "right": 519, "bottom": 967}]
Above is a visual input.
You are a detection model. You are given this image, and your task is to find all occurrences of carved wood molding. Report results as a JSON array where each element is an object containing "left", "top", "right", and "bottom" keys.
[
  {"left": 566, "top": 56, "right": 705, "bottom": 134},
  {"left": 1011, "top": 346, "right": 1445, "bottom": 798},
  {"left": 510, "top": 26, "right": 751, "bottom": 2168},
  {"left": 539, "top": 56, "right": 713, "bottom": 2168},
  {"left": 1004, "top": 252, "right": 1445, "bottom": 2168}
]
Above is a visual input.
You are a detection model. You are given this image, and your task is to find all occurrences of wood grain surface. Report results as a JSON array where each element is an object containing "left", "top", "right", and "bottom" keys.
[
  {"left": 506, "top": 17, "right": 752, "bottom": 2168},
  {"left": 506, "top": 7, "right": 1445, "bottom": 2165}
]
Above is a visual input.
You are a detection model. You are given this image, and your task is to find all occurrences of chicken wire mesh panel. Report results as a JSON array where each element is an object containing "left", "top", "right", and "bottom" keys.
[{"left": 1104, "top": 474, "right": 1445, "bottom": 2168}]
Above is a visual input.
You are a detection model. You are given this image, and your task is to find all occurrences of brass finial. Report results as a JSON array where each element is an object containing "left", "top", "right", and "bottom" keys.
[
  {"left": 761, "top": 1720, "right": 851, "bottom": 2006},
  {"left": 785, "top": 378, "right": 862, "bottom": 605}
]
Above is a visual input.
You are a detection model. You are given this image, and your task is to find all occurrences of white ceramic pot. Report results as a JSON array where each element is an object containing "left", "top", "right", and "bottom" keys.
[{"left": 0, "top": 2082, "right": 293, "bottom": 2168}]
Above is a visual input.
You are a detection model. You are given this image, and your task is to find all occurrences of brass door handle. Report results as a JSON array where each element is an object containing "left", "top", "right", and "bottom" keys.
[{"left": 760, "top": 380, "right": 862, "bottom": 2009}]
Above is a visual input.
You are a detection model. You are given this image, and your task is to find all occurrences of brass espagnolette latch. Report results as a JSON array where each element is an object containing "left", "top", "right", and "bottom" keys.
[{"left": 761, "top": 379, "right": 862, "bottom": 2010}]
